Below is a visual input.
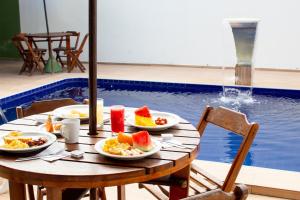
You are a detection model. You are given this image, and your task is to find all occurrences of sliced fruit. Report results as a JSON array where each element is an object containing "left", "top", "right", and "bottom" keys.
[
  {"left": 135, "top": 115, "right": 156, "bottom": 127},
  {"left": 132, "top": 131, "right": 153, "bottom": 152},
  {"left": 135, "top": 106, "right": 152, "bottom": 118},
  {"left": 117, "top": 132, "right": 133, "bottom": 146},
  {"left": 45, "top": 115, "right": 54, "bottom": 133}
]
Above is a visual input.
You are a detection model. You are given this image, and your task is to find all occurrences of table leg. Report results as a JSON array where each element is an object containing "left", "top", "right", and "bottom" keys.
[
  {"left": 169, "top": 165, "right": 190, "bottom": 200},
  {"left": 46, "top": 187, "right": 62, "bottom": 200},
  {"left": 65, "top": 36, "right": 71, "bottom": 71},
  {"left": 9, "top": 181, "right": 26, "bottom": 200},
  {"left": 117, "top": 185, "right": 125, "bottom": 200},
  {"left": 89, "top": 188, "right": 98, "bottom": 200}
]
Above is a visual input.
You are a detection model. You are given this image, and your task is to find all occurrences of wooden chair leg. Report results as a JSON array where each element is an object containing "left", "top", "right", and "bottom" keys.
[
  {"left": 75, "top": 57, "right": 85, "bottom": 72},
  {"left": 37, "top": 186, "right": 46, "bottom": 200},
  {"left": 55, "top": 52, "right": 64, "bottom": 68},
  {"left": 19, "top": 62, "right": 27, "bottom": 75},
  {"left": 27, "top": 184, "right": 35, "bottom": 200},
  {"left": 98, "top": 187, "right": 106, "bottom": 200},
  {"left": 117, "top": 185, "right": 125, "bottom": 200},
  {"left": 68, "top": 53, "right": 77, "bottom": 72}
]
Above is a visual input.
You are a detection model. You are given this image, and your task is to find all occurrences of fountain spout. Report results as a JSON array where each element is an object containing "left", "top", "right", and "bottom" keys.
[{"left": 227, "top": 18, "right": 259, "bottom": 86}]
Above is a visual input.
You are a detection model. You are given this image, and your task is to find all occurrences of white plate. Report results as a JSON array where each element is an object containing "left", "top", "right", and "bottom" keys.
[
  {"left": 0, "top": 132, "right": 57, "bottom": 153},
  {"left": 53, "top": 105, "right": 89, "bottom": 119},
  {"left": 94, "top": 138, "right": 161, "bottom": 160},
  {"left": 127, "top": 111, "right": 180, "bottom": 131},
  {"left": 38, "top": 123, "right": 61, "bottom": 135}
]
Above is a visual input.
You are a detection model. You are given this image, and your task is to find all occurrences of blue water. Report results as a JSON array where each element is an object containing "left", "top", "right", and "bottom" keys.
[{"left": 3, "top": 87, "right": 300, "bottom": 172}]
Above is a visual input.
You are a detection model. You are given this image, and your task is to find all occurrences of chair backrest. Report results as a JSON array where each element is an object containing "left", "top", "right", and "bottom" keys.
[
  {"left": 58, "top": 31, "right": 81, "bottom": 49},
  {"left": 66, "top": 31, "right": 81, "bottom": 49},
  {"left": 16, "top": 98, "right": 79, "bottom": 118},
  {"left": 12, "top": 33, "right": 37, "bottom": 60},
  {"left": 77, "top": 33, "right": 89, "bottom": 53},
  {"left": 197, "top": 106, "right": 259, "bottom": 192},
  {"left": 12, "top": 33, "right": 27, "bottom": 60}
]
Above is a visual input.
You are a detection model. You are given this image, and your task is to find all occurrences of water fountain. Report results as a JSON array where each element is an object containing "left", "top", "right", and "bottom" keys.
[
  {"left": 220, "top": 19, "right": 259, "bottom": 108},
  {"left": 229, "top": 18, "right": 259, "bottom": 86}
]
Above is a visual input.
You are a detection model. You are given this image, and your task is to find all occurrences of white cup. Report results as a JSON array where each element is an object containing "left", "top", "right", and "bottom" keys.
[{"left": 60, "top": 118, "right": 80, "bottom": 144}]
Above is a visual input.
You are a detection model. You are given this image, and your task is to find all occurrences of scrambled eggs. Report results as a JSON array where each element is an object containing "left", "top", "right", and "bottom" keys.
[
  {"left": 1, "top": 131, "right": 30, "bottom": 149},
  {"left": 103, "top": 138, "right": 143, "bottom": 156}
]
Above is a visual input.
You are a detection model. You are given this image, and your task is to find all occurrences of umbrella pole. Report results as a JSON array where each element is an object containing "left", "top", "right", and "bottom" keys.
[
  {"left": 43, "top": 0, "right": 53, "bottom": 73},
  {"left": 88, "top": 0, "right": 97, "bottom": 135}
]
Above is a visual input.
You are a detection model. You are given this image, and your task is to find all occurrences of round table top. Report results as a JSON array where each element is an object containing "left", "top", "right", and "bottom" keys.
[{"left": 0, "top": 107, "right": 200, "bottom": 188}]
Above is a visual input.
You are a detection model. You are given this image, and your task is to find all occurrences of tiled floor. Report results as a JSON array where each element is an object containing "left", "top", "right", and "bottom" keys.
[
  {"left": 1, "top": 60, "right": 300, "bottom": 199},
  {"left": 1, "top": 60, "right": 300, "bottom": 98}
]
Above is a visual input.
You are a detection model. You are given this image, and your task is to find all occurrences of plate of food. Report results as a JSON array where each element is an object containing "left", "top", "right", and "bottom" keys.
[
  {"left": 38, "top": 115, "right": 62, "bottom": 135},
  {"left": 94, "top": 131, "right": 161, "bottom": 160},
  {"left": 53, "top": 105, "right": 89, "bottom": 119},
  {"left": 0, "top": 131, "right": 57, "bottom": 153},
  {"left": 126, "top": 106, "right": 180, "bottom": 131}
]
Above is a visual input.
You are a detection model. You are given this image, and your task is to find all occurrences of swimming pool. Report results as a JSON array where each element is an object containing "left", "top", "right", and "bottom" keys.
[{"left": 1, "top": 78, "right": 300, "bottom": 172}]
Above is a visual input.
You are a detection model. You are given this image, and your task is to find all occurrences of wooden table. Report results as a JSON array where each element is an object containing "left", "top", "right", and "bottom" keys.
[
  {"left": 0, "top": 108, "right": 200, "bottom": 200},
  {"left": 25, "top": 32, "right": 73, "bottom": 71}
]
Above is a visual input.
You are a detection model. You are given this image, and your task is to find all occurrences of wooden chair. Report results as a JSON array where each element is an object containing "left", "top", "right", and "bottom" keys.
[
  {"left": 16, "top": 98, "right": 78, "bottom": 118},
  {"left": 16, "top": 98, "right": 107, "bottom": 200},
  {"left": 53, "top": 31, "right": 80, "bottom": 68},
  {"left": 12, "top": 33, "right": 46, "bottom": 76},
  {"left": 67, "top": 33, "right": 89, "bottom": 72},
  {"left": 139, "top": 106, "right": 259, "bottom": 200}
]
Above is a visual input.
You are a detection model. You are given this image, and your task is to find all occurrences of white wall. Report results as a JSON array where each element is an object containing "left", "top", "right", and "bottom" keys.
[{"left": 19, "top": 0, "right": 300, "bottom": 69}]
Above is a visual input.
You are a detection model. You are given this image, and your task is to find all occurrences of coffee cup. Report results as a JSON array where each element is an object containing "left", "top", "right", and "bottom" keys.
[{"left": 60, "top": 118, "right": 80, "bottom": 144}]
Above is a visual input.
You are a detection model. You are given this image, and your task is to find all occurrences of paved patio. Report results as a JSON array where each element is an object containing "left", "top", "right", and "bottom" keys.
[
  {"left": 1, "top": 60, "right": 300, "bottom": 98},
  {"left": 0, "top": 60, "right": 300, "bottom": 199}
]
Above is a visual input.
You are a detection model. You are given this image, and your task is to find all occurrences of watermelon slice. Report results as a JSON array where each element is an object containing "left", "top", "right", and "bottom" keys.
[
  {"left": 135, "top": 106, "right": 152, "bottom": 118},
  {"left": 135, "top": 106, "right": 156, "bottom": 127},
  {"left": 132, "top": 131, "right": 153, "bottom": 152}
]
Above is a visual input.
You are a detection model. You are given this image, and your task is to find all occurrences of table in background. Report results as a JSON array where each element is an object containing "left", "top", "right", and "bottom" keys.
[
  {"left": 26, "top": 32, "right": 73, "bottom": 72},
  {"left": 0, "top": 107, "right": 200, "bottom": 200}
]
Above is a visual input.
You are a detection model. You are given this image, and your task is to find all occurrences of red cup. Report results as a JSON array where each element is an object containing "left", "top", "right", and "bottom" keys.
[{"left": 110, "top": 105, "right": 125, "bottom": 133}]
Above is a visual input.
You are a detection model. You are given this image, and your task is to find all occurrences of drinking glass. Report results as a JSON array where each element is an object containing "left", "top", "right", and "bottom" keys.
[
  {"left": 110, "top": 105, "right": 125, "bottom": 134},
  {"left": 97, "top": 98, "right": 104, "bottom": 128}
]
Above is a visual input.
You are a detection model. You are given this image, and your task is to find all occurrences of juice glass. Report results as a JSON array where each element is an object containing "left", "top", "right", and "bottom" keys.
[
  {"left": 110, "top": 105, "right": 125, "bottom": 133},
  {"left": 97, "top": 98, "right": 104, "bottom": 128}
]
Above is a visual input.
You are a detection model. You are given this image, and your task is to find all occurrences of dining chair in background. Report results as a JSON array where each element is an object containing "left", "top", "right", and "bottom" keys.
[
  {"left": 12, "top": 33, "right": 46, "bottom": 76},
  {"left": 53, "top": 31, "right": 80, "bottom": 68},
  {"left": 139, "top": 106, "right": 259, "bottom": 200},
  {"left": 68, "top": 33, "right": 89, "bottom": 72},
  {"left": 16, "top": 98, "right": 79, "bottom": 119}
]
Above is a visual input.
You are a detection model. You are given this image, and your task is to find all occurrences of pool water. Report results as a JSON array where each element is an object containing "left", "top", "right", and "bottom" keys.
[{"left": 3, "top": 86, "right": 300, "bottom": 172}]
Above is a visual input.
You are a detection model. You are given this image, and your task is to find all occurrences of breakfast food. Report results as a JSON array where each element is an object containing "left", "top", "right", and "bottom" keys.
[
  {"left": 1, "top": 131, "right": 48, "bottom": 149},
  {"left": 132, "top": 131, "right": 153, "bottom": 152},
  {"left": 102, "top": 131, "right": 154, "bottom": 156},
  {"left": 155, "top": 117, "right": 168, "bottom": 125},
  {"left": 45, "top": 115, "right": 54, "bottom": 132},
  {"left": 135, "top": 106, "right": 156, "bottom": 127},
  {"left": 103, "top": 137, "right": 143, "bottom": 156},
  {"left": 45, "top": 115, "right": 62, "bottom": 133},
  {"left": 70, "top": 110, "right": 88, "bottom": 118},
  {"left": 117, "top": 132, "right": 133, "bottom": 146}
]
